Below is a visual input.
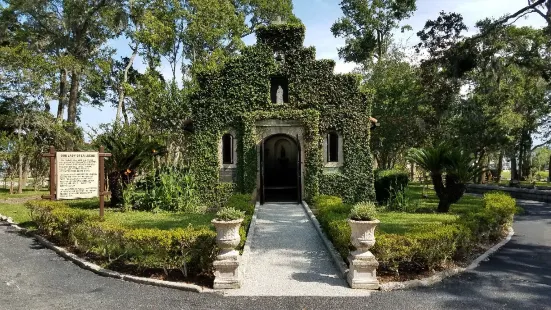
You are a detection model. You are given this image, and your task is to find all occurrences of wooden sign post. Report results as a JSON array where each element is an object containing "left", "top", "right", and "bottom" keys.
[{"left": 41, "top": 146, "right": 112, "bottom": 219}]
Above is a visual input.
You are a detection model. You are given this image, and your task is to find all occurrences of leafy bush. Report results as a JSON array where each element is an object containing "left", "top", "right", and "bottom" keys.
[
  {"left": 200, "top": 182, "right": 236, "bottom": 211},
  {"left": 349, "top": 202, "right": 378, "bottom": 221},
  {"left": 407, "top": 144, "right": 485, "bottom": 213},
  {"left": 483, "top": 191, "right": 516, "bottom": 225},
  {"left": 133, "top": 167, "right": 203, "bottom": 213},
  {"left": 215, "top": 207, "right": 245, "bottom": 221},
  {"left": 226, "top": 193, "right": 255, "bottom": 214},
  {"left": 313, "top": 192, "right": 517, "bottom": 276},
  {"left": 27, "top": 200, "right": 99, "bottom": 244},
  {"left": 26, "top": 200, "right": 216, "bottom": 277},
  {"left": 385, "top": 187, "right": 421, "bottom": 212},
  {"left": 374, "top": 169, "right": 409, "bottom": 203}
]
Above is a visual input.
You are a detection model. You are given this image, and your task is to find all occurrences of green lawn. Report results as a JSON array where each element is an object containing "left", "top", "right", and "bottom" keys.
[
  {"left": 372, "top": 184, "right": 485, "bottom": 235},
  {"left": 405, "top": 184, "right": 484, "bottom": 214},
  {"left": 378, "top": 212, "right": 458, "bottom": 234},
  {"left": 0, "top": 188, "right": 48, "bottom": 199},
  {"left": 0, "top": 203, "right": 33, "bottom": 224},
  {"left": 0, "top": 197, "right": 215, "bottom": 231}
]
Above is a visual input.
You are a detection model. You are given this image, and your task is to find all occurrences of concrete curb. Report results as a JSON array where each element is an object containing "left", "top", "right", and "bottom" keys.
[
  {"left": 300, "top": 201, "right": 348, "bottom": 278},
  {"left": 466, "top": 227, "right": 515, "bottom": 270},
  {"left": 380, "top": 227, "right": 515, "bottom": 291},
  {"left": 240, "top": 201, "right": 260, "bottom": 278},
  {"left": 0, "top": 214, "right": 213, "bottom": 294}
]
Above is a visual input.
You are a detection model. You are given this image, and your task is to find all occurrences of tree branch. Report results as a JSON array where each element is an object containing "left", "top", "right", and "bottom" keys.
[
  {"left": 470, "top": 0, "right": 547, "bottom": 41},
  {"left": 532, "top": 140, "right": 551, "bottom": 151}
]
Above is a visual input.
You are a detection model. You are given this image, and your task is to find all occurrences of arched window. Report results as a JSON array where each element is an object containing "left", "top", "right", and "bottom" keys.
[
  {"left": 327, "top": 132, "right": 339, "bottom": 163},
  {"left": 222, "top": 134, "right": 234, "bottom": 164}
]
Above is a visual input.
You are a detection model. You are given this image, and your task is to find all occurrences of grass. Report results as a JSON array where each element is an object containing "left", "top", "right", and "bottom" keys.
[
  {"left": 0, "top": 203, "right": 33, "bottom": 223},
  {"left": 0, "top": 197, "right": 215, "bottom": 231},
  {"left": 377, "top": 212, "right": 457, "bottom": 235},
  {"left": 0, "top": 188, "right": 48, "bottom": 199},
  {"left": 313, "top": 183, "right": 485, "bottom": 237},
  {"left": 405, "top": 184, "right": 484, "bottom": 215}
]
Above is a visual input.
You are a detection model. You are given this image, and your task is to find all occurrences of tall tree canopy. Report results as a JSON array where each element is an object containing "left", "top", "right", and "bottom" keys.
[{"left": 331, "top": 0, "right": 416, "bottom": 62}]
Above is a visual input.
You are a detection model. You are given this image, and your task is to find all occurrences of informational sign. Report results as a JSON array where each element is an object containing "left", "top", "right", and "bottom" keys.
[{"left": 56, "top": 152, "right": 99, "bottom": 200}]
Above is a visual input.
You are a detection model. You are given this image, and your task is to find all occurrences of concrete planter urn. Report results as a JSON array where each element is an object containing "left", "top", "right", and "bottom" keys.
[
  {"left": 212, "top": 219, "right": 243, "bottom": 289},
  {"left": 347, "top": 219, "right": 380, "bottom": 290}
]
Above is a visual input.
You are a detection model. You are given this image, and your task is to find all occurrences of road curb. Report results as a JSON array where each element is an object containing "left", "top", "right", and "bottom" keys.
[
  {"left": 466, "top": 227, "right": 515, "bottom": 270},
  {"left": 0, "top": 214, "right": 214, "bottom": 294},
  {"left": 240, "top": 201, "right": 260, "bottom": 279},
  {"left": 301, "top": 201, "right": 348, "bottom": 278}
]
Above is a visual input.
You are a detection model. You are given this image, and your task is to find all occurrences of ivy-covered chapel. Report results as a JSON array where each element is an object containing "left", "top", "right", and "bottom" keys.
[{"left": 189, "top": 23, "right": 375, "bottom": 204}]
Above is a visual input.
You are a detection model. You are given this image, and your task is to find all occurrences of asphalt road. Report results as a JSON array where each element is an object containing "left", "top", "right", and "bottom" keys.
[{"left": 1, "top": 199, "right": 550, "bottom": 310}]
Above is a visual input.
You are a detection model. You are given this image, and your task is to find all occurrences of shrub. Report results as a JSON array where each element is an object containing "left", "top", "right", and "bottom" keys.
[
  {"left": 215, "top": 207, "right": 245, "bottom": 221},
  {"left": 26, "top": 200, "right": 99, "bottom": 244},
  {"left": 385, "top": 187, "right": 421, "bottom": 212},
  {"left": 26, "top": 200, "right": 217, "bottom": 278},
  {"left": 226, "top": 194, "right": 255, "bottom": 215},
  {"left": 200, "top": 182, "right": 236, "bottom": 211},
  {"left": 483, "top": 191, "right": 516, "bottom": 226},
  {"left": 349, "top": 202, "right": 378, "bottom": 221},
  {"left": 135, "top": 167, "right": 203, "bottom": 213},
  {"left": 374, "top": 169, "right": 409, "bottom": 203},
  {"left": 313, "top": 192, "right": 517, "bottom": 276}
]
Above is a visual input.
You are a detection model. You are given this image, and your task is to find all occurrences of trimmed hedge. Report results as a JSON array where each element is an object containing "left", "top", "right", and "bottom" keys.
[
  {"left": 26, "top": 200, "right": 217, "bottom": 277},
  {"left": 226, "top": 193, "right": 255, "bottom": 250},
  {"left": 313, "top": 191, "right": 516, "bottom": 275},
  {"left": 374, "top": 169, "right": 409, "bottom": 203},
  {"left": 26, "top": 193, "right": 258, "bottom": 277}
]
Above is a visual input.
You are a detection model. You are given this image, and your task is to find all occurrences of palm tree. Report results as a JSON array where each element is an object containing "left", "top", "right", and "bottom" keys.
[
  {"left": 96, "top": 125, "right": 165, "bottom": 206},
  {"left": 407, "top": 144, "right": 484, "bottom": 213}
]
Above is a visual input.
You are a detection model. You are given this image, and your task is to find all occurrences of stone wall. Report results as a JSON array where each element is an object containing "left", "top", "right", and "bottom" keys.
[{"left": 466, "top": 184, "right": 551, "bottom": 202}]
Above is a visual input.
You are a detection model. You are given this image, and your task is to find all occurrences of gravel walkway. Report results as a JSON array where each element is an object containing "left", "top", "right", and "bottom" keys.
[{"left": 225, "top": 203, "right": 369, "bottom": 296}]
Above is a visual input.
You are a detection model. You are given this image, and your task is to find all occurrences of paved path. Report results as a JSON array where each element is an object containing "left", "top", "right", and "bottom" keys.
[
  {"left": 226, "top": 203, "right": 367, "bottom": 296},
  {"left": 1, "top": 199, "right": 550, "bottom": 309}
]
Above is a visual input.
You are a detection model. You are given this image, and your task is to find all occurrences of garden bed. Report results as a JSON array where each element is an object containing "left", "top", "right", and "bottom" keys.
[
  {"left": 312, "top": 184, "right": 517, "bottom": 282},
  {"left": 0, "top": 193, "right": 255, "bottom": 288}
]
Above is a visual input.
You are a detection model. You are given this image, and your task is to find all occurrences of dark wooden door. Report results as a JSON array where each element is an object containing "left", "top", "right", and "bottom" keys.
[
  {"left": 260, "top": 142, "right": 265, "bottom": 204},
  {"left": 296, "top": 135, "right": 302, "bottom": 203}
]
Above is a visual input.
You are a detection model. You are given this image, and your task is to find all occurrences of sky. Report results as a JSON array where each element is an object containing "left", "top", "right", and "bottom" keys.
[{"left": 67, "top": 0, "right": 547, "bottom": 133}]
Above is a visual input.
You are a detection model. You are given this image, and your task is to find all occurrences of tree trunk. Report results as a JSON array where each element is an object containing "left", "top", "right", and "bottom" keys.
[
  {"left": 56, "top": 68, "right": 67, "bottom": 123},
  {"left": 496, "top": 151, "right": 504, "bottom": 183},
  {"left": 437, "top": 198, "right": 451, "bottom": 213},
  {"left": 548, "top": 154, "right": 551, "bottom": 182},
  {"left": 431, "top": 172, "right": 450, "bottom": 212},
  {"left": 116, "top": 44, "right": 138, "bottom": 124},
  {"left": 108, "top": 171, "right": 122, "bottom": 206},
  {"left": 17, "top": 123, "right": 23, "bottom": 194},
  {"left": 17, "top": 152, "right": 23, "bottom": 194},
  {"left": 66, "top": 70, "right": 80, "bottom": 150},
  {"left": 511, "top": 155, "right": 518, "bottom": 181},
  {"left": 477, "top": 150, "right": 486, "bottom": 184},
  {"left": 122, "top": 99, "right": 129, "bottom": 126},
  {"left": 22, "top": 160, "right": 30, "bottom": 190}
]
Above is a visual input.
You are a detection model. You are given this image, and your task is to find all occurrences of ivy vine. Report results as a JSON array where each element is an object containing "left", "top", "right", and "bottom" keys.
[{"left": 190, "top": 23, "right": 375, "bottom": 204}]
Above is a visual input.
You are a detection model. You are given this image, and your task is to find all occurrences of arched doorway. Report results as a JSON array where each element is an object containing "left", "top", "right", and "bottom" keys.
[{"left": 260, "top": 134, "right": 301, "bottom": 203}]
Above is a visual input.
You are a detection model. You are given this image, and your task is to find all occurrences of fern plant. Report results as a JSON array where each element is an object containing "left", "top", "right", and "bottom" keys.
[{"left": 407, "top": 143, "right": 485, "bottom": 213}]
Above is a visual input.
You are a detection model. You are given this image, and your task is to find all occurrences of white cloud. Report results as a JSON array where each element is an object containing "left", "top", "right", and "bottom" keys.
[{"left": 334, "top": 61, "right": 357, "bottom": 74}]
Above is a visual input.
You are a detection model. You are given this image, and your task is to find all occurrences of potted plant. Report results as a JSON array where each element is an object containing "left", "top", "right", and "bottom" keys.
[
  {"left": 212, "top": 207, "right": 245, "bottom": 289},
  {"left": 348, "top": 202, "right": 379, "bottom": 252},
  {"left": 212, "top": 207, "right": 245, "bottom": 259},
  {"left": 347, "top": 202, "right": 380, "bottom": 289}
]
